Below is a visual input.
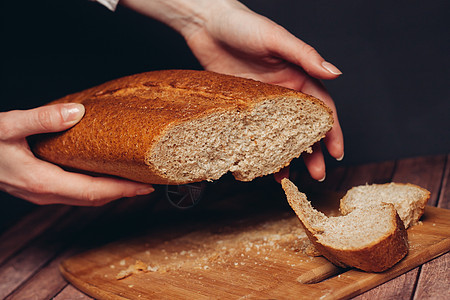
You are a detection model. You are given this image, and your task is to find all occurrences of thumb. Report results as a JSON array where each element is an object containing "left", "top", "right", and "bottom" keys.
[{"left": 0, "top": 103, "right": 85, "bottom": 140}]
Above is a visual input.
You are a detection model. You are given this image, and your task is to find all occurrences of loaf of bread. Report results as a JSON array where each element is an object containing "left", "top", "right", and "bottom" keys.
[
  {"left": 31, "top": 70, "right": 333, "bottom": 185},
  {"left": 281, "top": 179, "right": 409, "bottom": 272},
  {"left": 340, "top": 183, "right": 430, "bottom": 228}
]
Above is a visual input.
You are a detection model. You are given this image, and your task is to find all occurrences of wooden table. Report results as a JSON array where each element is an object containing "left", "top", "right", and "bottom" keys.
[{"left": 1, "top": 154, "right": 449, "bottom": 299}]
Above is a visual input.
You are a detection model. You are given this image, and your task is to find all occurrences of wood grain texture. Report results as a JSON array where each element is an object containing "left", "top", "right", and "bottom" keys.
[
  {"left": 1, "top": 155, "right": 448, "bottom": 299},
  {"left": 437, "top": 154, "right": 450, "bottom": 209},
  {"left": 338, "top": 160, "right": 395, "bottom": 191},
  {"left": 0, "top": 205, "right": 72, "bottom": 265},
  {"left": 413, "top": 154, "right": 450, "bottom": 300},
  {"left": 5, "top": 248, "right": 80, "bottom": 300},
  {"left": 54, "top": 285, "right": 94, "bottom": 300},
  {"left": 59, "top": 203, "right": 450, "bottom": 299},
  {"left": 413, "top": 252, "right": 450, "bottom": 300},
  {"left": 0, "top": 205, "right": 110, "bottom": 299},
  {"left": 393, "top": 155, "right": 446, "bottom": 206}
]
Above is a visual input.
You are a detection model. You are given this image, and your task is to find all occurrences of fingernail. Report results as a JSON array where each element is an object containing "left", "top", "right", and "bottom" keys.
[
  {"left": 62, "top": 103, "right": 85, "bottom": 123},
  {"left": 322, "top": 61, "right": 342, "bottom": 75},
  {"left": 336, "top": 153, "right": 345, "bottom": 161},
  {"left": 318, "top": 173, "right": 326, "bottom": 182},
  {"left": 136, "top": 186, "right": 155, "bottom": 195}
]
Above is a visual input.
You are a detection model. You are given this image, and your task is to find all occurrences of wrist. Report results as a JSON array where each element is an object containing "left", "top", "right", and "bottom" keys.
[{"left": 120, "top": 0, "right": 240, "bottom": 38}]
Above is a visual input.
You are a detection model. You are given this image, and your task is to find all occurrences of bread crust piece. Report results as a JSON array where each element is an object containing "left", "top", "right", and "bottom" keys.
[
  {"left": 312, "top": 206, "right": 409, "bottom": 272},
  {"left": 281, "top": 179, "right": 409, "bottom": 273},
  {"left": 31, "top": 70, "right": 333, "bottom": 184}
]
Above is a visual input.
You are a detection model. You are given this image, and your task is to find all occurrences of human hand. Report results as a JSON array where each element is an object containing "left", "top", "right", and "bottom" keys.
[
  {"left": 184, "top": 1, "right": 344, "bottom": 181},
  {"left": 0, "top": 103, "right": 154, "bottom": 206},
  {"left": 120, "top": 0, "right": 344, "bottom": 181}
]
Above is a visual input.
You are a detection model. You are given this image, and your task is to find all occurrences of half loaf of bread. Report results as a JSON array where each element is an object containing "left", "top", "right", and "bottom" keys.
[
  {"left": 340, "top": 183, "right": 430, "bottom": 229},
  {"left": 281, "top": 178, "right": 409, "bottom": 272},
  {"left": 31, "top": 70, "right": 333, "bottom": 185}
]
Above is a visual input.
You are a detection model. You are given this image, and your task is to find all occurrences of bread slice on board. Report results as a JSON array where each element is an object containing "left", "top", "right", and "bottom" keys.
[
  {"left": 31, "top": 70, "right": 333, "bottom": 185},
  {"left": 281, "top": 178, "right": 409, "bottom": 272},
  {"left": 340, "top": 183, "right": 431, "bottom": 229}
]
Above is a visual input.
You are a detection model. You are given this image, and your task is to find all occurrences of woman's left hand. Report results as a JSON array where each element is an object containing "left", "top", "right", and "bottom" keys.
[
  {"left": 121, "top": 0, "right": 344, "bottom": 181},
  {"left": 184, "top": 1, "right": 344, "bottom": 181}
]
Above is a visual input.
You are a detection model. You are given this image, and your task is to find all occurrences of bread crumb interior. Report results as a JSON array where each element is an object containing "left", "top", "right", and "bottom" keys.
[
  {"left": 316, "top": 205, "right": 393, "bottom": 249},
  {"left": 149, "top": 97, "right": 331, "bottom": 183},
  {"left": 341, "top": 183, "right": 430, "bottom": 228}
]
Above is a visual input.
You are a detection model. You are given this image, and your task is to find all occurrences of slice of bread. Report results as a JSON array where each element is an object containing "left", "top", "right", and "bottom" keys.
[
  {"left": 281, "top": 179, "right": 409, "bottom": 272},
  {"left": 340, "top": 183, "right": 430, "bottom": 229}
]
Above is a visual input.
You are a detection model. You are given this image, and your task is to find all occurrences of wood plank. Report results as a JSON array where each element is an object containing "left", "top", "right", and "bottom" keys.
[
  {"left": 0, "top": 195, "right": 36, "bottom": 236},
  {"left": 0, "top": 204, "right": 111, "bottom": 299},
  {"left": 413, "top": 154, "right": 450, "bottom": 300},
  {"left": 54, "top": 285, "right": 94, "bottom": 300},
  {"left": 353, "top": 268, "right": 420, "bottom": 300},
  {"left": 355, "top": 155, "right": 447, "bottom": 300},
  {"left": 0, "top": 193, "right": 159, "bottom": 299},
  {"left": 392, "top": 155, "right": 446, "bottom": 206},
  {"left": 0, "top": 205, "right": 72, "bottom": 265},
  {"left": 437, "top": 154, "right": 450, "bottom": 209},
  {"left": 338, "top": 160, "right": 395, "bottom": 191},
  {"left": 6, "top": 247, "right": 81, "bottom": 300},
  {"left": 413, "top": 253, "right": 450, "bottom": 300},
  {"left": 7, "top": 195, "right": 159, "bottom": 300}
]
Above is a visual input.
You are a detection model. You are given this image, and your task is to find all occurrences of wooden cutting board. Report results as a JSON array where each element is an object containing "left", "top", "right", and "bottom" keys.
[{"left": 60, "top": 181, "right": 450, "bottom": 300}]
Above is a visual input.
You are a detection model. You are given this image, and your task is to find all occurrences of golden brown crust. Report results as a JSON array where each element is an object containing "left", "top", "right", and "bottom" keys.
[
  {"left": 314, "top": 205, "right": 409, "bottom": 272},
  {"left": 31, "top": 70, "right": 332, "bottom": 184}
]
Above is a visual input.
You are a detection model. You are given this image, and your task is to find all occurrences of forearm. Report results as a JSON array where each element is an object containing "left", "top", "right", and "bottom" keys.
[{"left": 119, "top": 0, "right": 243, "bottom": 38}]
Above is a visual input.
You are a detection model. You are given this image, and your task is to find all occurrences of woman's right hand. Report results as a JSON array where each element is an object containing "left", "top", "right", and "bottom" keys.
[{"left": 0, "top": 103, "right": 154, "bottom": 206}]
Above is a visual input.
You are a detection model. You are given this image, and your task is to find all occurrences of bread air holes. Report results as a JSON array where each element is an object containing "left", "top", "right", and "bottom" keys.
[{"left": 151, "top": 97, "right": 331, "bottom": 182}]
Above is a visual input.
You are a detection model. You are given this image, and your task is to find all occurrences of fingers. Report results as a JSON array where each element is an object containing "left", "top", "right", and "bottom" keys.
[
  {"left": 274, "top": 166, "right": 290, "bottom": 183},
  {"left": 0, "top": 116, "right": 154, "bottom": 206},
  {"left": 301, "top": 78, "right": 344, "bottom": 161},
  {"left": 324, "top": 122, "right": 345, "bottom": 161},
  {"left": 0, "top": 103, "right": 85, "bottom": 140},
  {"left": 303, "top": 143, "right": 326, "bottom": 182},
  {"left": 7, "top": 159, "right": 154, "bottom": 206},
  {"left": 268, "top": 26, "right": 342, "bottom": 80},
  {"left": 46, "top": 168, "right": 155, "bottom": 206}
]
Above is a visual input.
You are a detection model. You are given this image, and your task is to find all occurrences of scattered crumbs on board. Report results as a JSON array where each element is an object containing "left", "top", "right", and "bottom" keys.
[
  {"left": 115, "top": 216, "right": 316, "bottom": 280},
  {"left": 116, "top": 260, "right": 156, "bottom": 280}
]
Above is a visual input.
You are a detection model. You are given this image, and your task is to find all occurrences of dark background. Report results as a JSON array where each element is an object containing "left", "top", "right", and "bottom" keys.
[{"left": 1, "top": 0, "right": 449, "bottom": 167}]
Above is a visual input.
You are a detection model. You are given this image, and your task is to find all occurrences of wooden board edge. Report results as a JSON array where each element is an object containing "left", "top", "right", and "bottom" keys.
[
  {"left": 317, "top": 238, "right": 450, "bottom": 299},
  {"left": 59, "top": 261, "right": 127, "bottom": 300},
  {"left": 58, "top": 207, "right": 450, "bottom": 300}
]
